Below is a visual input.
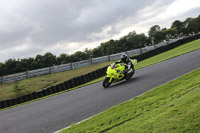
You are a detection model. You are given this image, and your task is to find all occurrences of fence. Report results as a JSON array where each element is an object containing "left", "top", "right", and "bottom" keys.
[
  {"left": 0, "top": 34, "right": 199, "bottom": 84},
  {"left": 1, "top": 33, "right": 200, "bottom": 109}
]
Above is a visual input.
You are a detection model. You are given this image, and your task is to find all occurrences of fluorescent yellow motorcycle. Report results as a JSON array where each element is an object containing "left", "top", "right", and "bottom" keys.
[{"left": 103, "top": 59, "right": 137, "bottom": 88}]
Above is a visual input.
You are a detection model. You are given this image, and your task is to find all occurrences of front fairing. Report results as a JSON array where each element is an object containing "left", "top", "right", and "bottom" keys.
[{"left": 106, "top": 64, "right": 125, "bottom": 83}]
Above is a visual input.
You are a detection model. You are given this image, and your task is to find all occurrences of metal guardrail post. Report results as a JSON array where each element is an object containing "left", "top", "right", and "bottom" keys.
[
  {"left": 154, "top": 44, "right": 156, "bottom": 49},
  {"left": 0, "top": 34, "right": 199, "bottom": 84},
  {"left": 140, "top": 48, "right": 143, "bottom": 54},
  {"left": 50, "top": 67, "right": 52, "bottom": 74},
  {"left": 108, "top": 55, "right": 111, "bottom": 61},
  {"left": 50, "top": 66, "right": 54, "bottom": 74},
  {"left": 90, "top": 58, "right": 93, "bottom": 64},
  {"left": 71, "top": 63, "right": 74, "bottom": 70},
  {"left": 78, "top": 62, "right": 80, "bottom": 69},
  {"left": 26, "top": 70, "right": 29, "bottom": 79},
  {"left": 1, "top": 76, "right": 4, "bottom": 84}
]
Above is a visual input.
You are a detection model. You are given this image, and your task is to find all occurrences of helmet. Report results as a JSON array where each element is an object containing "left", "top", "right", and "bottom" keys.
[{"left": 120, "top": 53, "right": 128, "bottom": 63}]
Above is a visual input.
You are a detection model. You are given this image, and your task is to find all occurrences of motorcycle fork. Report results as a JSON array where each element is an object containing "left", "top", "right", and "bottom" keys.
[
  {"left": 109, "top": 77, "right": 113, "bottom": 83},
  {"left": 119, "top": 74, "right": 125, "bottom": 80}
]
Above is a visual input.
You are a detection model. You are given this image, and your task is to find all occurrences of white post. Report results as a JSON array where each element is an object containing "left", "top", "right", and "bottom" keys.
[
  {"left": 90, "top": 55, "right": 93, "bottom": 64},
  {"left": 78, "top": 61, "right": 80, "bottom": 69},
  {"left": 154, "top": 44, "right": 156, "bottom": 49},
  {"left": 108, "top": 55, "right": 111, "bottom": 61},
  {"left": 90, "top": 58, "right": 93, "bottom": 64},
  {"left": 71, "top": 63, "right": 74, "bottom": 70},
  {"left": 50, "top": 66, "right": 54, "bottom": 74},
  {"left": 140, "top": 48, "right": 143, "bottom": 54},
  {"left": 26, "top": 70, "right": 29, "bottom": 79},
  {"left": 1, "top": 76, "right": 4, "bottom": 84}
]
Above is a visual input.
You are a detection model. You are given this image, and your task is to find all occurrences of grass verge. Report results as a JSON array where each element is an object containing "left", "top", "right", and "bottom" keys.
[
  {"left": 0, "top": 39, "right": 200, "bottom": 103},
  {"left": 0, "top": 61, "right": 115, "bottom": 101},
  {"left": 60, "top": 68, "right": 200, "bottom": 133},
  {"left": 0, "top": 77, "right": 104, "bottom": 111},
  {"left": 135, "top": 38, "right": 200, "bottom": 69}
]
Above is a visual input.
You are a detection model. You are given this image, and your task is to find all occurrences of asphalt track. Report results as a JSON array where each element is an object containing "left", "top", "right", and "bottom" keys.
[{"left": 0, "top": 49, "right": 200, "bottom": 133}]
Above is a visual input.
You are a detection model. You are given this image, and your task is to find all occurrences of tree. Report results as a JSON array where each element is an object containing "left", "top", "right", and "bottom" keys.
[
  {"left": 56, "top": 53, "right": 70, "bottom": 65},
  {"left": 4, "top": 59, "right": 17, "bottom": 75},
  {"left": 118, "top": 37, "right": 129, "bottom": 51},
  {"left": 70, "top": 51, "right": 89, "bottom": 62},
  {"left": 92, "top": 47, "right": 104, "bottom": 58},
  {"left": 148, "top": 25, "right": 165, "bottom": 44},
  {"left": 84, "top": 48, "right": 92, "bottom": 57},
  {"left": 162, "top": 28, "right": 178, "bottom": 40},
  {"left": 118, "top": 31, "right": 149, "bottom": 50},
  {"left": 182, "top": 18, "right": 193, "bottom": 35},
  {"left": 187, "top": 18, "right": 199, "bottom": 34},
  {"left": 1, "top": 15, "right": 200, "bottom": 76},
  {"left": 43, "top": 52, "right": 56, "bottom": 67},
  {"left": 34, "top": 54, "right": 44, "bottom": 69},
  {"left": 99, "top": 39, "right": 117, "bottom": 55},
  {"left": 198, "top": 15, "right": 200, "bottom": 32},
  {"left": 17, "top": 58, "right": 35, "bottom": 71},
  {"left": 171, "top": 20, "right": 183, "bottom": 34},
  {"left": 0, "top": 63, "right": 4, "bottom": 76}
]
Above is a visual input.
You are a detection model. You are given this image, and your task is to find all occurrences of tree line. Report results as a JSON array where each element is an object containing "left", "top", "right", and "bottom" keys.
[{"left": 0, "top": 15, "right": 199, "bottom": 76}]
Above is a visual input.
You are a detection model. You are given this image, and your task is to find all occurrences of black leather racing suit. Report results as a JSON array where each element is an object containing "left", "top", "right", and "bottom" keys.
[{"left": 113, "top": 58, "right": 134, "bottom": 75}]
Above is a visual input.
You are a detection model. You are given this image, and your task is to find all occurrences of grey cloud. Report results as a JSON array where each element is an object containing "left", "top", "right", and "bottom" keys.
[
  {"left": 0, "top": 0, "right": 186, "bottom": 62},
  {"left": 1, "top": 0, "right": 156, "bottom": 45}
]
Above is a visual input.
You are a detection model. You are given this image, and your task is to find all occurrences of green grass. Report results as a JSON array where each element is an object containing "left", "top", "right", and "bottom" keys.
[
  {"left": 60, "top": 68, "right": 200, "bottom": 133},
  {"left": 0, "top": 61, "right": 115, "bottom": 101},
  {"left": 136, "top": 38, "right": 200, "bottom": 69},
  {"left": 0, "top": 77, "right": 104, "bottom": 111},
  {"left": 0, "top": 38, "right": 200, "bottom": 101}
]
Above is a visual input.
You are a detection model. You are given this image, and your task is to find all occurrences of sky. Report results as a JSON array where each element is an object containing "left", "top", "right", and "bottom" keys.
[{"left": 0, "top": 0, "right": 200, "bottom": 63}]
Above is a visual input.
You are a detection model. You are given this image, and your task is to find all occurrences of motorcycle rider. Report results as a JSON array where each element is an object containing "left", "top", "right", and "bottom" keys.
[{"left": 112, "top": 53, "right": 134, "bottom": 76}]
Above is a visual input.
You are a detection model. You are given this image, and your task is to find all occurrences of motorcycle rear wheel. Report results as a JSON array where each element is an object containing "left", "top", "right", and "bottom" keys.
[{"left": 103, "top": 77, "right": 112, "bottom": 88}]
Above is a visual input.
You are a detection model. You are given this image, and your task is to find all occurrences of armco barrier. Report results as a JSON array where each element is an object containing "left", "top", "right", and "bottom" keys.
[
  {"left": 1, "top": 34, "right": 200, "bottom": 109},
  {"left": 2, "top": 35, "right": 197, "bottom": 84}
]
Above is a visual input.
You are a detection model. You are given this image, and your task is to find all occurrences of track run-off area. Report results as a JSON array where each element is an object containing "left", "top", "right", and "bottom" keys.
[{"left": 0, "top": 49, "right": 200, "bottom": 133}]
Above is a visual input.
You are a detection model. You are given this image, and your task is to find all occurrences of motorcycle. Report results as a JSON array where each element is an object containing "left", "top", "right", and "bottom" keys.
[{"left": 103, "top": 59, "right": 137, "bottom": 88}]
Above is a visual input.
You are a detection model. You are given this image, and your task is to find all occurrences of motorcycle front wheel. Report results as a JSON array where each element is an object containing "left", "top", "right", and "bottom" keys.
[{"left": 103, "top": 77, "right": 112, "bottom": 88}]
